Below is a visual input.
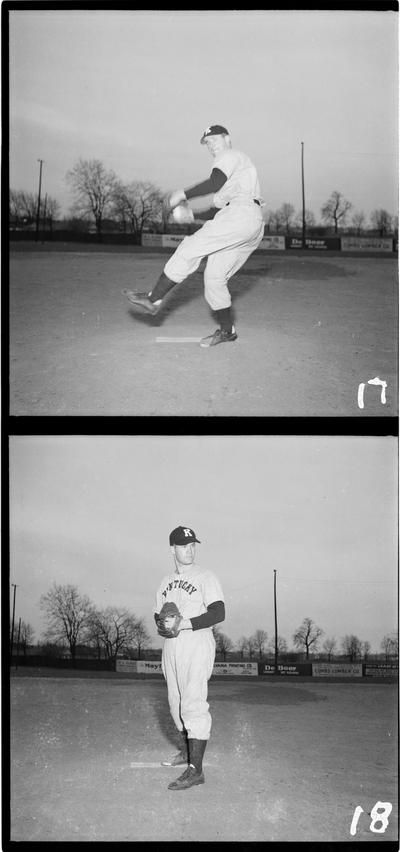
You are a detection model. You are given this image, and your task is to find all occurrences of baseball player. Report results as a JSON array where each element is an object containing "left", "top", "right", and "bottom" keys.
[
  {"left": 154, "top": 525, "right": 225, "bottom": 790},
  {"left": 124, "top": 124, "right": 265, "bottom": 347}
]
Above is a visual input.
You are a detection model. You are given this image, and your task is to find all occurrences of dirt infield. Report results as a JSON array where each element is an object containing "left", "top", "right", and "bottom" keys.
[
  {"left": 9, "top": 673, "right": 398, "bottom": 842},
  {"left": 9, "top": 246, "right": 398, "bottom": 417}
]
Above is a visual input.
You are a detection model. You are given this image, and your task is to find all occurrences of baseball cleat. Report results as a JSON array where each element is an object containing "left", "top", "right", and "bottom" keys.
[
  {"left": 161, "top": 750, "right": 188, "bottom": 767},
  {"left": 200, "top": 328, "right": 238, "bottom": 347},
  {"left": 168, "top": 765, "right": 205, "bottom": 790},
  {"left": 122, "top": 290, "right": 160, "bottom": 315}
]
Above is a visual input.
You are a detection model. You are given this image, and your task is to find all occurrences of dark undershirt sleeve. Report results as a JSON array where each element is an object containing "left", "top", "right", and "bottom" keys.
[
  {"left": 190, "top": 600, "right": 225, "bottom": 631},
  {"left": 184, "top": 168, "right": 227, "bottom": 200}
]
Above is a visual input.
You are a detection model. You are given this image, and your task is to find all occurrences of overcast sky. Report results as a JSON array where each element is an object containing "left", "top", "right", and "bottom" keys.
[
  {"left": 9, "top": 435, "right": 397, "bottom": 654},
  {"left": 9, "top": 9, "right": 398, "bottom": 220}
]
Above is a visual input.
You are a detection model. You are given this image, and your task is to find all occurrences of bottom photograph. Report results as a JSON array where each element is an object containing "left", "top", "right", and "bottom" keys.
[{"left": 8, "top": 434, "right": 398, "bottom": 843}]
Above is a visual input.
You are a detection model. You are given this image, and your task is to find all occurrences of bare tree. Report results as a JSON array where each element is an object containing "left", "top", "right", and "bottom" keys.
[
  {"left": 361, "top": 640, "right": 371, "bottom": 662},
  {"left": 250, "top": 629, "right": 268, "bottom": 659},
  {"left": 9, "top": 190, "right": 27, "bottom": 225},
  {"left": 341, "top": 634, "right": 362, "bottom": 662},
  {"left": 12, "top": 621, "right": 35, "bottom": 655},
  {"left": 236, "top": 636, "right": 250, "bottom": 659},
  {"left": 9, "top": 190, "right": 37, "bottom": 224},
  {"left": 267, "top": 635, "right": 288, "bottom": 656},
  {"left": 86, "top": 606, "right": 138, "bottom": 662},
  {"left": 321, "top": 190, "right": 352, "bottom": 233},
  {"left": 279, "top": 203, "right": 295, "bottom": 234},
  {"left": 213, "top": 626, "right": 234, "bottom": 661},
  {"left": 247, "top": 635, "right": 256, "bottom": 659},
  {"left": 294, "top": 209, "right": 316, "bottom": 231},
  {"left": 351, "top": 211, "right": 366, "bottom": 235},
  {"left": 131, "top": 617, "right": 151, "bottom": 660},
  {"left": 322, "top": 637, "right": 336, "bottom": 662},
  {"left": 293, "top": 617, "right": 324, "bottom": 659},
  {"left": 269, "top": 208, "right": 285, "bottom": 233},
  {"left": 263, "top": 210, "right": 275, "bottom": 233},
  {"left": 112, "top": 180, "right": 164, "bottom": 243},
  {"left": 40, "top": 583, "right": 93, "bottom": 665},
  {"left": 43, "top": 197, "right": 61, "bottom": 233},
  {"left": 370, "top": 208, "right": 393, "bottom": 237},
  {"left": 66, "top": 158, "right": 118, "bottom": 240},
  {"left": 381, "top": 633, "right": 399, "bottom": 663}
]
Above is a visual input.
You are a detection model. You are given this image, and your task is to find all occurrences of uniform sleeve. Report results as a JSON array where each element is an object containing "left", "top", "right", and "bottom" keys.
[
  {"left": 202, "top": 571, "right": 225, "bottom": 607},
  {"left": 190, "top": 600, "right": 225, "bottom": 631},
  {"left": 184, "top": 168, "right": 227, "bottom": 200},
  {"left": 213, "top": 149, "right": 239, "bottom": 180}
]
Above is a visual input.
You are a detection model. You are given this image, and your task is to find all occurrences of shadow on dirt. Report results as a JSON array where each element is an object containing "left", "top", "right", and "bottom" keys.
[{"left": 124, "top": 267, "right": 268, "bottom": 327}]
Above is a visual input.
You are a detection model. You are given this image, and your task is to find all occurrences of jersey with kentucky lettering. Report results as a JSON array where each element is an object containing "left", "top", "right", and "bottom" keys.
[
  {"left": 212, "top": 148, "right": 261, "bottom": 208},
  {"left": 155, "top": 564, "right": 224, "bottom": 623}
]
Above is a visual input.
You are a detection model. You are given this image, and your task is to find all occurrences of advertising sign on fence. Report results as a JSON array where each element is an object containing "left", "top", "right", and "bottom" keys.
[
  {"left": 162, "top": 234, "right": 186, "bottom": 248},
  {"left": 341, "top": 236, "right": 393, "bottom": 252},
  {"left": 286, "top": 237, "right": 341, "bottom": 251},
  {"left": 364, "top": 664, "right": 398, "bottom": 677},
  {"left": 141, "top": 233, "right": 163, "bottom": 247},
  {"left": 116, "top": 659, "right": 163, "bottom": 674},
  {"left": 312, "top": 663, "right": 363, "bottom": 677},
  {"left": 212, "top": 662, "right": 258, "bottom": 676},
  {"left": 262, "top": 663, "right": 312, "bottom": 676},
  {"left": 258, "top": 235, "right": 286, "bottom": 251}
]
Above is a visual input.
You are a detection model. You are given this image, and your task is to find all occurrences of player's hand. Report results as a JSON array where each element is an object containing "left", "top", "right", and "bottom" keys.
[
  {"left": 169, "top": 189, "right": 187, "bottom": 209},
  {"left": 156, "top": 602, "right": 183, "bottom": 638}
]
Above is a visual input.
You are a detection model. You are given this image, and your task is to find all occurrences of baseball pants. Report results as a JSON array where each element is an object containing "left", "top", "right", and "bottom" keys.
[
  {"left": 161, "top": 629, "right": 216, "bottom": 740},
  {"left": 163, "top": 202, "right": 265, "bottom": 311}
]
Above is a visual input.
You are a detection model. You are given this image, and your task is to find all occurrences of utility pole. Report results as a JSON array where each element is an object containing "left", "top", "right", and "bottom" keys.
[
  {"left": 273, "top": 570, "right": 278, "bottom": 674},
  {"left": 42, "top": 192, "right": 47, "bottom": 243},
  {"left": 35, "top": 159, "right": 44, "bottom": 243},
  {"left": 301, "top": 142, "right": 306, "bottom": 250},
  {"left": 16, "top": 618, "right": 22, "bottom": 670},
  {"left": 10, "top": 583, "right": 18, "bottom": 660}
]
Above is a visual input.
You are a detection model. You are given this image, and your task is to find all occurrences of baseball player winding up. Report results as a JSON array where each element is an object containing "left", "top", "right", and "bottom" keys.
[
  {"left": 154, "top": 525, "right": 225, "bottom": 790},
  {"left": 124, "top": 124, "right": 264, "bottom": 347}
]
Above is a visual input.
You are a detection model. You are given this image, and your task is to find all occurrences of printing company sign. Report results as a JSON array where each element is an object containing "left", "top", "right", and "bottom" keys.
[
  {"left": 212, "top": 662, "right": 258, "bottom": 676},
  {"left": 258, "top": 235, "right": 286, "bottom": 251},
  {"left": 312, "top": 663, "right": 363, "bottom": 677}
]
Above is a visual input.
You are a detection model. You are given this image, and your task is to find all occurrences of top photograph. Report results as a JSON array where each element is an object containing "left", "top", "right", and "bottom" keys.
[{"left": 8, "top": 8, "right": 398, "bottom": 417}]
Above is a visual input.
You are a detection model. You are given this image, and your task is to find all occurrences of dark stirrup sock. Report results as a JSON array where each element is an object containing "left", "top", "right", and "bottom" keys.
[
  {"left": 149, "top": 272, "right": 178, "bottom": 302},
  {"left": 216, "top": 307, "right": 233, "bottom": 333}
]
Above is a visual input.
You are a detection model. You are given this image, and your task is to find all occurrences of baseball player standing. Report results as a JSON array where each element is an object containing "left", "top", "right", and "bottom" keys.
[
  {"left": 154, "top": 525, "right": 225, "bottom": 790},
  {"left": 124, "top": 125, "right": 265, "bottom": 347}
]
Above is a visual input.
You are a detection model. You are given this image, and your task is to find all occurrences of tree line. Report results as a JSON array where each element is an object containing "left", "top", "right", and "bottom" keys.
[
  {"left": 10, "top": 158, "right": 398, "bottom": 241},
  {"left": 10, "top": 583, "right": 398, "bottom": 666},
  {"left": 213, "top": 616, "right": 398, "bottom": 663}
]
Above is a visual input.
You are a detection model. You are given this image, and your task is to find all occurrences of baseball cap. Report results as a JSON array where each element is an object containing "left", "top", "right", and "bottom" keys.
[
  {"left": 169, "top": 526, "right": 201, "bottom": 546},
  {"left": 200, "top": 124, "right": 229, "bottom": 144}
]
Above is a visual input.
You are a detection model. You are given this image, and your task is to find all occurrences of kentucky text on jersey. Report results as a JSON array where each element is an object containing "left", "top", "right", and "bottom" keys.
[{"left": 162, "top": 579, "right": 198, "bottom": 598}]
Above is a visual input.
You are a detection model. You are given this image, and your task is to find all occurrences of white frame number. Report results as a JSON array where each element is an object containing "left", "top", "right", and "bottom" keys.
[{"left": 350, "top": 802, "right": 393, "bottom": 835}]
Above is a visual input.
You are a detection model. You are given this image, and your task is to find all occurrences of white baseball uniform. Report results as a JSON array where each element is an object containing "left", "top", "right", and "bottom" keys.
[
  {"left": 163, "top": 147, "right": 265, "bottom": 311},
  {"left": 155, "top": 564, "right": 225, "bottom": 740}
]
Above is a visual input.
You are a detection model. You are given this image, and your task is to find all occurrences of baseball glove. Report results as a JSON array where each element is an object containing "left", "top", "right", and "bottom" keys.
[{"left": 156, "top": 602, "right": 182, "bottom": 638}]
